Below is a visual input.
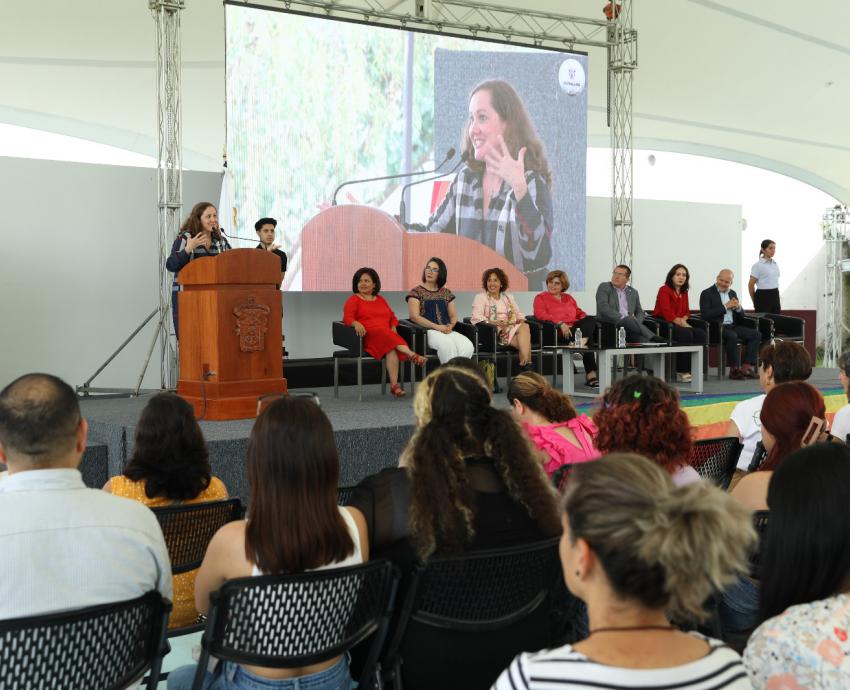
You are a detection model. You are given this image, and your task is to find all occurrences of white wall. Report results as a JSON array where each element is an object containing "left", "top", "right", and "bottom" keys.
[{"left": 0, "top": 157, "right": 219, "bottom": 389}]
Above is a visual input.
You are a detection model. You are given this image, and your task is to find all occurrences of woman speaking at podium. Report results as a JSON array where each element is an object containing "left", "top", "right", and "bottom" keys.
[
  {"left": 165, "top": 202, "right": 231, "bottom": 337},
  {"left": 410, "top": 79, "right": 554, "bottom": 290}
]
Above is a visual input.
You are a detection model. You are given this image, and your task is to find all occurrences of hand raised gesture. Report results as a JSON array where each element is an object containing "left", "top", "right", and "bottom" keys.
[{"left": 484, "top": 135, "right": 528, "bottom": 200}]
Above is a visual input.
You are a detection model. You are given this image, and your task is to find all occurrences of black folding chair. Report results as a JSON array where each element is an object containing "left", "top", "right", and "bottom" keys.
[
  {"left": 749, "top": 510, "right": 770, "bottom": 579},
  {"left": 689, "top": 437, "right": 743, "bottom": 490},
  {"left": 551, "top": 463, "right": 579, "bottom": 493},
  {"left": 333, "top": 321, "right": 415, "bottom": 401},
  {"left": 748, "top": 441, "right": 769, "bottom": 473},
  {"left": 191, "top": 560, "right": 399, "bottom": 690},
  {"left": 381, "top": 538, "right": 567, "bottom": 690},
  {"left": 337, "top": 485, "right": 356, "bottom": 505},
  {"left": 152, "top": 498, "right": 244, "bottom": 636},
  {"left": 0, "top": 591, "right": 170, "bottom": 690}
]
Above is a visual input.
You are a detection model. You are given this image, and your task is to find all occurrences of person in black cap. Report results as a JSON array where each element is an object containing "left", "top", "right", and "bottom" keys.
[{"left": 255, "top": 217, "right": 287, "bottom": 280}]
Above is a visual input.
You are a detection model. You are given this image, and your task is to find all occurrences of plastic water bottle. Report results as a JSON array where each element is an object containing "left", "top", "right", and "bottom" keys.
[
  {"left": 617, "top": 326, "right": 626, "bottom": 348},
  {"left": 573, "top": 327, "right": 582, "bottom": 348}
]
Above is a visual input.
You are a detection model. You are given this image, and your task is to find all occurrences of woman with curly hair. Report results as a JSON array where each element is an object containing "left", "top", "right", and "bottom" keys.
[
  {"left": 593, "top": 374, "right": 699, "bottom": 486},
  {"left": 470, "top": 267, "right": 534, "bottom": 370},
  {"left": 508, "top": 371, "right": 600, "bottom": 478},
  {"left": 348, "top": 366, "right": 560, "bottom": 564},
  {"left": 103, "top": 393, "right": 228, "bottom": 628}
]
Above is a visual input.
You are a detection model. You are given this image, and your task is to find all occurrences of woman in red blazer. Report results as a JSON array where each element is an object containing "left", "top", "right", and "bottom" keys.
[{"left": 653, "top": 264, "right": 707, "bottom": 383}]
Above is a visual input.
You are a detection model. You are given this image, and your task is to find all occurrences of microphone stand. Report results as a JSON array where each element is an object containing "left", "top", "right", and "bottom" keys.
[{"left": 399, "top": 154, "right": 468, "bottom": 226}]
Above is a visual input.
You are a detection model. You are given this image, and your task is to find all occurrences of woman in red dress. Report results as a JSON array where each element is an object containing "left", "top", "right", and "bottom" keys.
[
  {"left": 344, "top": 267, "right": 426, "bottom": 398},
  {"left": 652, "top": 263, "right": 707, "bottom": 383}
]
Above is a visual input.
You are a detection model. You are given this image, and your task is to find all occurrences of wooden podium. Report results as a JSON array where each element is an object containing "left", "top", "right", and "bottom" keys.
[
  {"left": 177, "top": 249, "right": 287, "bottom": 420},
  {"left": 301, "top": 205, "right": 528, "bottom": 292}
]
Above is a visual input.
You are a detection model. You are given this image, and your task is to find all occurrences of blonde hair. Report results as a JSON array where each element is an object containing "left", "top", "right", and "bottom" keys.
[{"left": 564, "top": 453, "right": 756, "bottom": 621}]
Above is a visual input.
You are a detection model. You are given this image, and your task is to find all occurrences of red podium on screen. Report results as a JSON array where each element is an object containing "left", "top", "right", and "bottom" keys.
[
  {"left": 177, "top": 249, "right": 287, "bottom": 420},
  {"left": 301, "top": 205, "right": 528, "bottom": 292}
]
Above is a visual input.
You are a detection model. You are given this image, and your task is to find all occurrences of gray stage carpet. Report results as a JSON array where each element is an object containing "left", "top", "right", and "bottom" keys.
[{"left": 77, "top": 367, "right": 842, "bottom": 501}]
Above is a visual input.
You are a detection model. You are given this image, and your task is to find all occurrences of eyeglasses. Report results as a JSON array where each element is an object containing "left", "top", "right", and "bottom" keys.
[
  {"left": 424, "top": 266, "right": 439, "bottom": 273},
  {"left": 612, "top": 271, "right": 628, "bottom": 277}
]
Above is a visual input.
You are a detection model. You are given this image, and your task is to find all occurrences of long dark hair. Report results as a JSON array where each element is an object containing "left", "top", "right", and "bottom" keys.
[
  {"left": 664, "top": 264, "right": 690, "bottom": 292},
  {"left": 462, "top": 79, "right": 552, "bottom": 188},
  {"left": 759, "top": 443, "right": 850, "bottom": 621},
  {"left": 122, "top": 393, "right": 212, "bottom": 501},
  {"left": 406, "top": 367, "right": 560, "bottom": 560},
  {"left": 245, "top": 397, "right": 354, "bottom": 573},
  {"left": 422, "top": 257, "right": 448, "bottom": 288}
]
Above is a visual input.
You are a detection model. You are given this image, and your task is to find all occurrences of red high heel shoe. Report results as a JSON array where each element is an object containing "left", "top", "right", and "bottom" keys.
[
  {"left": 390, "top": 383, "right": 406, "bottom": 398},
  {"left": 411, "top": 354, "right": 427, "bottom": 367}
]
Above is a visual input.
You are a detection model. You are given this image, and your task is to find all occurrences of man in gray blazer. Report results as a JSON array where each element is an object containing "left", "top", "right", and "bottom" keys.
[{"left": 596, "top": 265, "right": 665, "bottom": 343}]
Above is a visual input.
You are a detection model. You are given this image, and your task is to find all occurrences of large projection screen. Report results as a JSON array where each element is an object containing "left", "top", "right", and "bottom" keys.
[{"left": 225, "top": 6, "right": 588, "bottom": 292}]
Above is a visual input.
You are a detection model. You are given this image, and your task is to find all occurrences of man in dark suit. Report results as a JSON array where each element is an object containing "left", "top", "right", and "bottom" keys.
[
  {"left": 596, "top": 265, "right": 665, "bottom": 343},
  {"left": 699, "top": 269, "right": 761, "bottom": 380}
]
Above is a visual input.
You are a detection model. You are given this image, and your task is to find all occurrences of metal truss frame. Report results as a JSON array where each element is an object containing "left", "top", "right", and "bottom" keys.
[
  {"left": 227, "top": 0, "right": 636, "bottom": 266},
  {"left": 822, "top": 205, "right": 849, "bottom": 368}
]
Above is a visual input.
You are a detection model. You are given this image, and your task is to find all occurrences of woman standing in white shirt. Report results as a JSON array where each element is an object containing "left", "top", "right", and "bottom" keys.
[{"left": 748, "top": 239, "right": 780, "bottom": 313}]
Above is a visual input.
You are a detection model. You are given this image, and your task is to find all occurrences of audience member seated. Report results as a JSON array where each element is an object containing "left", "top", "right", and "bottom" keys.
[
  {"left": 343, "top": 266, "right": 426, "bottom": 398},
  {"left": 721, "top": 382, "right": 829, "bottom": 636},
  {"left": 595, "top": 264, "right": 666, "bottom": 344},
  {"left": 593, "top": 374, "right": 699, "bottom": 486},
  {"left": 699, "top": 269, "right": 761, "bottom": 380},
  {"left": 731, "top": 382, "right": 828, "bottom": 511},
  {"left": 471, "top": 267, "right": 534, "bottom": 371},
  {"left": 168, "top": 397, "right": 367, "bottom": 690},
  {"left": 493, "top": 453, "right": 755, "bottom": 690},
  {"left": 445, "top": 356, "right": 490, "bottom": 388},
  {"left": 744, "top": 443, "right": 850, "bottom": 689},
  {"left": 103, "top": 392, "right": 228, "bottom": 629},
  {"left": 507, "top": 372, "right": 600, "bottom": 478},
  {"left": 347, "top": 366, "right": 560, "bottom": 576},
  {"left": 726, "top": 340, "right": 813, "bottom": 482},
  {"left": 829, "top": 350, "right": 850, "bottom": 442},
  {"left": 652, "top": 263, "right": 707, "bottom": 383},
  {"left": 406, "top": 256, "right": 474, "bottom": 363},
  {"left": 533, "top": 269, "right": 599, "bottom": 388},
  {"left": 0, "top": 373, "right": 171, "bottom": 619}
]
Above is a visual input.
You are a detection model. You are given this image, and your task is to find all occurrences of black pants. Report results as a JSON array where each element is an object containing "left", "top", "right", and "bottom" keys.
[
  {"left": 723, "top": 325, "right": 761, "bottom": 368},
  {"left": 556, "top": 316, "right": 598, "bottom": 374},
  {"left": 669, "top": 324, "right": 707, "bottom": 373},
  {"left": 753, "top": 288, "right": 780, "bottom": 314}
]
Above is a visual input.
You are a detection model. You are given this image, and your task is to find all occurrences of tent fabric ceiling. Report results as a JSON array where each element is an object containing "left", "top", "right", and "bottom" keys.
[{"left": 2, "top": 0, "right": 849, "bottom": 201}]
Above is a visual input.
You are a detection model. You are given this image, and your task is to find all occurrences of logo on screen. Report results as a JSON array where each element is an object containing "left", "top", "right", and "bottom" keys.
[{"left": 558, "top": 58, "right": 586, "bottom": 96}]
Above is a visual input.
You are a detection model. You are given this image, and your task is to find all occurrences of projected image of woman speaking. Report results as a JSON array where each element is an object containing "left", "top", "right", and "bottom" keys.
[{"left": 409, "top": 79, "right": 553, "bottom": 289}]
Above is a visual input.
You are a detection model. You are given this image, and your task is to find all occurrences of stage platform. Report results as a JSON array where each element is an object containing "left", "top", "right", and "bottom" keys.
[{"left": 78, "top": 367, "right": 844, "bottom": 501}]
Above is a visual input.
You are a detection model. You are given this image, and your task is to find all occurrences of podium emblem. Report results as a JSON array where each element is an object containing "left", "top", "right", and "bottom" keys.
[{"left": 234, "top": 296, "right": 271, "bottom": 352}]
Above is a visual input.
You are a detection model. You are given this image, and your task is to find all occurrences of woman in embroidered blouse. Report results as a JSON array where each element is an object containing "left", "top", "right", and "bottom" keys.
[
  {"left": 533, "top": 269, "right": 599, "bottom": 388},
  {"left": 165, "top": 201, "right": 231, "bottom": 338},
  {"left": 409, "top": 79, "right": 554, "bottom": 290},
  {"left": 470, "top": 267, "right": 533, "bottom": 370},
  {"left": 167, "top": 397, "right": 368, "bottom": 690},
  {"left": 343, "top": 267, "right": 426, "bottom": 398},
  {"left": 103, "top": 392, "right": 228, "bottom": 629},
  {"left": 744, "top": 443, "right": 850, "bottom": 689},
  {"left": 493, "top": 453, "right": 755, "bottom": 690},
  {"left": 507, "top": 372, "right": 600, "bottom": 478},
  {"left": 652, "top": 263, "right": 707, "bottom": 383},
  {"left": 406, "top": 257, "right": 474, "bottom": 363}
]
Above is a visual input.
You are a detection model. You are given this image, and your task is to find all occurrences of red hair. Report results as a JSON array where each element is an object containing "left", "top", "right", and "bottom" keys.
[
  {"left": 760, "top": 382, "right": 825, "bottom": 472},
  {"left": 593, "top": 375, "right": 692, "bottom": 474}
]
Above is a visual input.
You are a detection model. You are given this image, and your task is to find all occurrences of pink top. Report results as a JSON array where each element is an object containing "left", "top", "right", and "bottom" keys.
[{"left": 522, "top": 414, "right": 601, "bottom": 477}]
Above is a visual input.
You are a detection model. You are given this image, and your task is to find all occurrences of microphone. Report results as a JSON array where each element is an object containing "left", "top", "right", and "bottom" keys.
[
  {"left": 331, "top": 148, "right": 456, "bottom": 206},
  {"left": 399, "top": 151, "right": 469, "bottom": 225},
  {"left": 218, "top": 228, "right": 257, "bottom": 244}
]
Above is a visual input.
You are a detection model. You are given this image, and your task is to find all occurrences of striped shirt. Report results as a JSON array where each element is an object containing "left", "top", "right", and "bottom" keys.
[
  {"left": 492, "top": 635, "right": 752, "bottom": 690},
  {"left": 166, "top": 231, "right": 231, "bottom": 290}
]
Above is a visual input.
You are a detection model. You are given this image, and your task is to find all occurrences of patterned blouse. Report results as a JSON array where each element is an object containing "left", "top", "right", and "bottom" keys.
[
  {"left": 109, "top": 475, "right": 228, "bottom": 628},
  {"left": 744, "top": 593, "right": 850, "bottom": 689},
  {"left": 406, "top": 285, "right": 456, "bottom": 326}
]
